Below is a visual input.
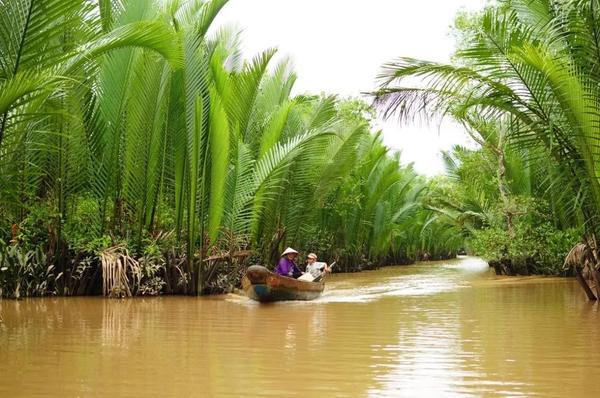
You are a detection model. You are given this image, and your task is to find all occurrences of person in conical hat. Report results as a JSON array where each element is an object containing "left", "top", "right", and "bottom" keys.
[
  {"left": 275, "top": 247, "right": 302, "bottom": 278},
  {"left": 281, "top": 247, "right": 298, "bottom": 256}
]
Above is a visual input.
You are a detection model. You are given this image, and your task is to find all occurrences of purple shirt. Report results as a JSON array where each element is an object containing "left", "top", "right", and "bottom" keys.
[{"left": 275, "top": 257, "right": 302, "bottom": 278}]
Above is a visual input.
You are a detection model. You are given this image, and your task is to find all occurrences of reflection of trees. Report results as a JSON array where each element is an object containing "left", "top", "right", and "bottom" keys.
[
  {"left": 364, "top": 296, "right": 469, "bottom": 397},
  {"left": 223, "top": 299, "right": 405, "bottom": 397},
  {"left": 363, "top": 259, "right": 600, "bottom": 397},
  {"left": 0, "top": 298, "right": 180, "bottom": 396},
  {"left": 1, "top": 298, "right": 64, "bottom": 352},
  {"left": 1, "top": 298, "right": 98, "bottom": 395},
  {"left": 452, "top": 279, "right": 600, "bottom": 396}
]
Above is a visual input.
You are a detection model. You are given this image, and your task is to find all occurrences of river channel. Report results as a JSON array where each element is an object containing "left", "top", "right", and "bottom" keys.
[{"left": 1, "top": 257, "right": 599, "bottom": 397}]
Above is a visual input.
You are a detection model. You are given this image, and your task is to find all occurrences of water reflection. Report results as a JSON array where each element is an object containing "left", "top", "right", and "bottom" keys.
[{"left": 1, "top": 257, "right": 599, "bottom": 397}]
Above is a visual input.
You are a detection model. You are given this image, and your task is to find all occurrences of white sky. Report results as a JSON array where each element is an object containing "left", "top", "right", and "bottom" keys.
[{"left": 214, "top": 0, "right": 486, "bottom": 175}]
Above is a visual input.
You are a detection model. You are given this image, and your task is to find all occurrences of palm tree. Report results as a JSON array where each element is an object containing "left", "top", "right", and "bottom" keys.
[
  {"left": 0, "top": 0, "right": 463, "bottom": 297},
  {"left": 0, "top": 0, "right": 182, "bottom": 245},
  {"left": 374, "top": 0, "right": 597, "bottom": 282},
  {"left": 375, "top": 0, "right": 600, "bottom": 235}
]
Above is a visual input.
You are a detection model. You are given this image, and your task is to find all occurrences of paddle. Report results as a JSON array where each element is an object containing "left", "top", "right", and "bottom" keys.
[
  {"left": 314, "top": 261, "right": 336, "bottom": 282},
  {"left": 326, "top": 261, "right": 336, "bottom": 273},
  {"left": 298, "top": 261, "right": 336, "bottom": 282}
]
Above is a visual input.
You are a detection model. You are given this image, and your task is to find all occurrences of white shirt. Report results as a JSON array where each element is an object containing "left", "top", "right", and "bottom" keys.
[{"left": 306, "top": 262, "right": 326, "bottom": 278}]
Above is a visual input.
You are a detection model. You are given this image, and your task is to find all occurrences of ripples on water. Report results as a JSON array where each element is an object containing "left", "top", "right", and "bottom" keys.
[
  {"left": 1, "top": 257, "right": 599, "bottom": 397},
  {"left": 318, "top": 257, "right": 487, "bottom": 303}
]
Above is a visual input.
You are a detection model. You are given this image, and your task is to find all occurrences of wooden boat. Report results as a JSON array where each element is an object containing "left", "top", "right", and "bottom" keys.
[{"left": 241, "top": 265, "right": 324, "bottom": 302}]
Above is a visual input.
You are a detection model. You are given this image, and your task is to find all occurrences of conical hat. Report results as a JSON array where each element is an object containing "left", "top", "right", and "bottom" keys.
[{"left": 281, "top": 247, "right": 299, "bottom": 256}]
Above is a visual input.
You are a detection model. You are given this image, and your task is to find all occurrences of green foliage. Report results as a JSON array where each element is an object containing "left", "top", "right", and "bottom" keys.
[
  {"left": 374, "top": 0, "right": 598, "bottom": 275},
  {"left": 62, "top": 197, "right": 103, "bottom": 252},
  {"left": 336, "top": 97, "right": 376, "bottom": 126},
  {"left": 470, "top": 222, "right": 580, "bottom": 275},
  {"left": 0, "top": 246, "right": 56, "bottom": 299},
  {"left": 0, "top": 0, "right": 462, "bottom": 297},
  {"left": 138, "top": 239, "right": 167, "bottom": 295},
  {"left": 16, "top": 203, "right": 58, "bottom": 250}
]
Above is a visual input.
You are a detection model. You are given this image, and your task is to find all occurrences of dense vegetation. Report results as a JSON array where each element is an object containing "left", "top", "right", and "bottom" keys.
[
  {"left": 4, "top": 0, "right": 596, "bottom": 300},
  {"left": 375, "top": 0, "right": 599, "bottom": 279},
  {"left": 0, "top": 0, "right": 461, "bottom": 298}
]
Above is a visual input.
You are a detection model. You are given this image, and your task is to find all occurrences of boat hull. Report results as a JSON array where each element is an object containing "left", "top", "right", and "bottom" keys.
[{"left": 242, "top": 265, "right": 324, "bottom": 302}]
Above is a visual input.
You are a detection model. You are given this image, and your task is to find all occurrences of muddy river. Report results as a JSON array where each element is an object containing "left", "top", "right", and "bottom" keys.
[{"left": 1, "top": 257, "right": 598, "bottom": 397}]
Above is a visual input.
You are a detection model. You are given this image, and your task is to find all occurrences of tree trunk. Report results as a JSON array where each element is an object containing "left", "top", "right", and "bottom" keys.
[
  {"left": 496, "top": 130, "right": 514, "bottom": 238},
  {"left": 575, "top": 268, "right": 597, "bottom": 300}
]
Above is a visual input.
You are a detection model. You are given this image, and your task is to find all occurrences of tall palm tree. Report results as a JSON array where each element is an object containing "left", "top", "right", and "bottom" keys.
[{"left": 374, "top": 0, "right": 599, "bottom": 237}]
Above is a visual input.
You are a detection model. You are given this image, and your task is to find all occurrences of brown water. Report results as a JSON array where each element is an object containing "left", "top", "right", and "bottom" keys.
[{"left": 1, "top": 257, "right": 599, "bottom": 397}]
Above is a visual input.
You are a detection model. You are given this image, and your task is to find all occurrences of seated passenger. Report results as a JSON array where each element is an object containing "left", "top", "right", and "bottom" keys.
[
  {"left": 305, "top": 253, "right": 331, "bottom": 280},
  {"left": 275, "top": 247, "right": 303, "bottom": 278}
]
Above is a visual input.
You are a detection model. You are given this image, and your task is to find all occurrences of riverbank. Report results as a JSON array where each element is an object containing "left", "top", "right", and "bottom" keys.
[{"left": 0, "top": 242, "right": 458, "bottom": 299}]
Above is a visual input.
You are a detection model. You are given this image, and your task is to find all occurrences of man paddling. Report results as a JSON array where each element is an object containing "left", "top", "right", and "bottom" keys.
[
  {"left": 275, "top": 247, "right": 303, "bottom": 278},
  {"left": 305, "top": 253, "right": 331, "bottom": 280}
]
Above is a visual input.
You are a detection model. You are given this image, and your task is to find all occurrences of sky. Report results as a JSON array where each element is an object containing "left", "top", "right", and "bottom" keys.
[{"left": 213, "top": 0, "right": 486, "bottom": 175}]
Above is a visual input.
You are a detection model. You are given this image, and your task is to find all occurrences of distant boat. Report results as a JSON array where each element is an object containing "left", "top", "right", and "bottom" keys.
[{"left": 241, "top": 265, "right": 324, "bottom": 302}]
